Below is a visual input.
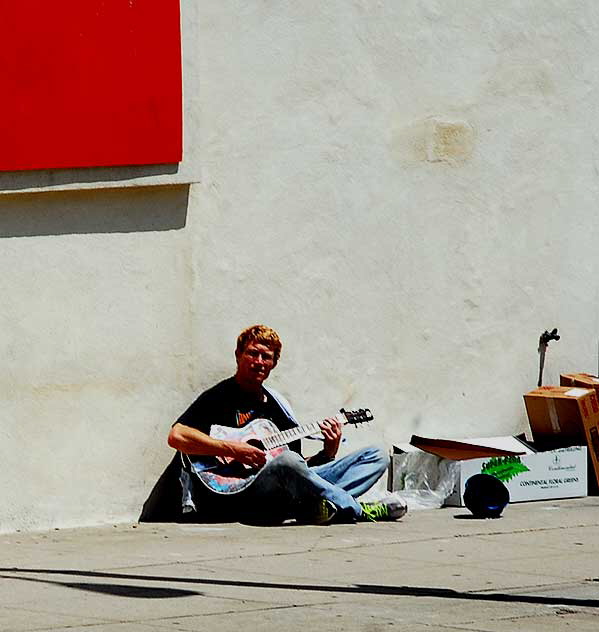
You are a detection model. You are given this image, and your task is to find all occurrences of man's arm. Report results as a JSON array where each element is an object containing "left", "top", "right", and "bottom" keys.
[{"left": 168, "top": 423, "right": 267, "bottom": 468}]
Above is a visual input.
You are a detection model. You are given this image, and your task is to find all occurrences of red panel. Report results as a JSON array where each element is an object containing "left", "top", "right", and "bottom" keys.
[{"left": 0, "top": 1, "right": 182, "bottom": 171}]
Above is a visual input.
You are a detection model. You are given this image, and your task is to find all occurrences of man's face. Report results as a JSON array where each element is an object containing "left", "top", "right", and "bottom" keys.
[{"left": 235, "top": 342, "right": 277, "bottom": 388}]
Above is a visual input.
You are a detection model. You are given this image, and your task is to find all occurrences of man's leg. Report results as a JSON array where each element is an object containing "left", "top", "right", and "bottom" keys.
[
  {"left": 311, "top": 445, "right": 390, "bottom": 497},
  {"left": 311, "top": 446, "right": 406, "bottom": 522},
  {"left": 240, "top": 450, "right": 363, "bottom": 523}
]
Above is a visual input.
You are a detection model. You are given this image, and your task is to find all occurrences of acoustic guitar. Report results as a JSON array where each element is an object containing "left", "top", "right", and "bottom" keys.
[{"left": 183, "top": 407, "right": 373, "bottom": 494}]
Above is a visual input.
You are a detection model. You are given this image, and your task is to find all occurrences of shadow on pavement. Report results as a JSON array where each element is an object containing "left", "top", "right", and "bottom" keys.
[
  {"left": 0, "top": 567, "right": 596, "bottom": 607},
  {"left": 0, "top": 572, "right": 200, "bottom": 599}
]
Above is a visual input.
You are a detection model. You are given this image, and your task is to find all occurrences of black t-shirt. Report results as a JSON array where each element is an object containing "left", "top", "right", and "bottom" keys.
[
  {"left": 140, "top": 379, "right": 310, "bottom": 522},
  {"left": 175, "top": 377, "right": 303, "bottom": 455}
]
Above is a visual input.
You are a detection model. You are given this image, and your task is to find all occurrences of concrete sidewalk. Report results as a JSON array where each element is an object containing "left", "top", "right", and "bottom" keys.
[{"left": 2, "top": 497, "right": 599, "bottom": 631}]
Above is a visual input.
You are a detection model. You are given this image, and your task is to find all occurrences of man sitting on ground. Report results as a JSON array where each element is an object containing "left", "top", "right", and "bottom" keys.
[{"left": 167, "top": 324, "right": 406, "bottom": 525}]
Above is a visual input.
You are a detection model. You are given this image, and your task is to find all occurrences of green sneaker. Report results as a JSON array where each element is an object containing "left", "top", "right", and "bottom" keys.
[
  {"left": 359, "top": 497, "right": 408, "bottom": 522},
  {"left": 313, "top": 499, "right": 338, "bottom": 525},
  {"left": 297, "top": 499, "right": 337, "bottom": 525}
]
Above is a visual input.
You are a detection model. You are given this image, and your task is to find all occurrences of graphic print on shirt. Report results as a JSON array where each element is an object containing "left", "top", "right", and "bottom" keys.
[{"left": 236, "top": 410, "right": 254, "bottom": 427}]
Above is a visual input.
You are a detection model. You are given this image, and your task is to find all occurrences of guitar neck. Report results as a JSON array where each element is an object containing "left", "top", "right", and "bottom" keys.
[{"left": 261, "top": 414, "right": 346, "bottom": 450}]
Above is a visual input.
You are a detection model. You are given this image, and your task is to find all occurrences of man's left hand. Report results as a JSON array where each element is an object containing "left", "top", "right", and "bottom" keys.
[{"left": 319, "top": 417, "right": 343, "bottom": 459}]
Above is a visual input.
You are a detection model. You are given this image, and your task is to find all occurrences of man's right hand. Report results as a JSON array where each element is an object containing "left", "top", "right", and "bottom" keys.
[{"left": 227, "top": 441, "right": 267, "bottom": 468}]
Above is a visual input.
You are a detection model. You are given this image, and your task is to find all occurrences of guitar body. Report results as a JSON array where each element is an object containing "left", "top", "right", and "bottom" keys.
[
  {"left": 183, "top": 408, "right": 373, "bottom": 496},
  {"left": 186, "top": 419, "right": 289, "bottom": 495}
]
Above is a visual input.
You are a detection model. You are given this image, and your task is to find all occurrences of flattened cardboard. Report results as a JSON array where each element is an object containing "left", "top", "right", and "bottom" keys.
[{"left": 410, "top": 435, "right": 528, "bottom": 460}]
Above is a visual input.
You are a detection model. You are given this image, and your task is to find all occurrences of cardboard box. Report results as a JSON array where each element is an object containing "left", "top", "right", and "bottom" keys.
[
  {"left": 524, "top": 386, "right": 599, "bottom": 487},
  {"left": 444, "top": 446, "right": 588, "bottom": 506},
  {"left": 524, "top": 386, "right": 596, "bottom": 446},
  {"left": 389, "top": 436, "right": 588, "bottom": 505},
  {"left": 561, "top": 372, "right": 599, "bottom": 395}
]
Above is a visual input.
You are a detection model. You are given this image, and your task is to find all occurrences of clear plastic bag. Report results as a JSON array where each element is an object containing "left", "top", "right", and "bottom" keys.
[{"left": 390, "top": 452, "right": 459, "bottom": 510}]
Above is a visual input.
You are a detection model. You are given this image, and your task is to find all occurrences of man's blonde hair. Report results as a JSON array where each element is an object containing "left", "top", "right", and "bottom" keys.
[{"left": 236, "top": 324, "right": 282, "bottom": 364}]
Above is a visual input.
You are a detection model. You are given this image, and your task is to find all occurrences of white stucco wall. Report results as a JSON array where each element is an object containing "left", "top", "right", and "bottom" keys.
[
  {"left": 2, "top": 1, "right": 599, "bottom": 532},
  {"left": 191, "top": 1, "right": 599, "bottom": 441},
  {"left": 1, "top": 186, "right": 193, "bottom": 531}
]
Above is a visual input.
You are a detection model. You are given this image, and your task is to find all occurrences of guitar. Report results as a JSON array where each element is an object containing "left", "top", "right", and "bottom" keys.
[{"left": 183, "top": 407, "right": 373, "bottom": 495}]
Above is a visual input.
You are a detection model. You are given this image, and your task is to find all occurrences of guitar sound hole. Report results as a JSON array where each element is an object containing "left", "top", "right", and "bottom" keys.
[{"left": 247, "top": 438, "right": 265, "bottom": 451}]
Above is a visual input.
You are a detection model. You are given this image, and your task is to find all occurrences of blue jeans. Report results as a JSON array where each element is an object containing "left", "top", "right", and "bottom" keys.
[{"left": 237, "top": 446, "right": 390, "bottom": 523}]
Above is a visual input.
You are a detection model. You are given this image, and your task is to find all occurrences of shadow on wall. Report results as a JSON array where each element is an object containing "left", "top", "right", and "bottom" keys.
[
  {"left": 0, "top": 163, "right": 179, "bottom": 192},
  {"left": 0, "top": 183, "right": 189, "bottom": 237}
]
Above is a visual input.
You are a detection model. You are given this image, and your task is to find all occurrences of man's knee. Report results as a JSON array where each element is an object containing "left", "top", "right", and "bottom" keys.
[
  {"left": 359, "top": 445, "right": 390, "bottom": 473},
  {"left": 254, "top": 450, "right": 313, "bottom": 497},
  {"left": 265, "top": 449, "right": 308, "bottom": 475}
]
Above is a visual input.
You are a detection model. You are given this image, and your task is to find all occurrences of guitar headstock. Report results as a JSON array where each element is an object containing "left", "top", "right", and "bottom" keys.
[{"left": 339, "top": 407, "right": 374, "bottom": 426}]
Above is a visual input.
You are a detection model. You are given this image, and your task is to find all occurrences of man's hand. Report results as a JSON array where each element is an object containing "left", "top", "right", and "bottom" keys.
[
  {"left": 168, "top": 423, "right": 267, "bottom": 468},
  {"left": 227, "top": 441, "right": 267, "bottom": 468},
  {"left": 319, "top": 417, "right": 342, "bottom": 459}
]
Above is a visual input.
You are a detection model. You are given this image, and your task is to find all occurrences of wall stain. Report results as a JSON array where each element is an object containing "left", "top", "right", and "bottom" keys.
[
  {"left": 486, "top": 62, "right": 555, "bottom": 100},
  {"left": 392, "top": 117, "right": 476, "bottom": 166},
  {"left": 426, "top": 120, "right": 475, "bottom": 163}
]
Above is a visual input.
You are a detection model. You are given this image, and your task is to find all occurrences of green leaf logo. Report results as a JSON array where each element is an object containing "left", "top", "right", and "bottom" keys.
[{"left": 481, "top": 456, "right": 530, "bottom": 482}]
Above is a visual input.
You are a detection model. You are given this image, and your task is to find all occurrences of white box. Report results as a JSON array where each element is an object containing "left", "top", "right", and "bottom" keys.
[{"left": 445, "top": 446, "right": 587, "bottom": 506}]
